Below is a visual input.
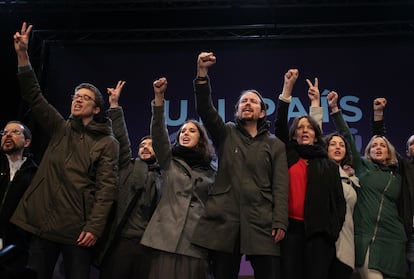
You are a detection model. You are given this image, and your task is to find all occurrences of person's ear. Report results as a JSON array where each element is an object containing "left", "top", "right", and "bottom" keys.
[
  {"left": 93, "top": 106, "right": 101, "bottom": 115},
  {"left": 259, "top": 110, "right": 265, "bottom": 118},
  {"left": 24, "top": 138, "right": 31, "bottom": 148}
]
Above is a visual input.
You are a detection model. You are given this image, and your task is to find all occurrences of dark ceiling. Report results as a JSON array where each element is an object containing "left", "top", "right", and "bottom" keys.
[
  {"left": 1, "top": 0, "right": 413, "bottom": 68},
  {"left": 1, "top": 0, "right": 414, "bottom": 40}
]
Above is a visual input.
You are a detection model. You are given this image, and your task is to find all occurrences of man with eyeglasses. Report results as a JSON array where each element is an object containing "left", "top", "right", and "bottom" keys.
[
  {"left": 0, "top": 121, "right": 37, "bottom": 279},
  {"left": 10, "top": 22, "right": 120, "bottom": 279}
]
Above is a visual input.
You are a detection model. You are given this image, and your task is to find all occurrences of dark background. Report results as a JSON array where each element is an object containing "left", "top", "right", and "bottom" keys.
[
  {"left": 1, "top": 0, "right": 414, "bottom": 161},
  {"left": 1, "top": 1, "right": 414, "bottom": 278}
]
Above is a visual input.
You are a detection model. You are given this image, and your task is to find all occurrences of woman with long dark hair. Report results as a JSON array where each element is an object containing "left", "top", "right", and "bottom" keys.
[
  {"left": 141, "top": 77, "right": 216, "bottom": 279},
  {"left": 274, "top": 69, "right": 346, "bottom": 279}
]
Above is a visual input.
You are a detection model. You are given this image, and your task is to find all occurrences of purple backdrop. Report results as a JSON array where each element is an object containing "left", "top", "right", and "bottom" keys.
[{"left": 40, "top": 42, "right": 413, "bottom": 156}]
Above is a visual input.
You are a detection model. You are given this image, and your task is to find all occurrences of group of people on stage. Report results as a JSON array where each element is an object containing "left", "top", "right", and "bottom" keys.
[{"left": 1, "top": 21, "right": 414, "bottom": 279}]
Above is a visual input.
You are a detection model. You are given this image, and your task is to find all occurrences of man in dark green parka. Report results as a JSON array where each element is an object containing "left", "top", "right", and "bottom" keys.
[
  {"left": 191, "top": 52, "right": 289, "bottom": 279},
  {"left": 11, "top": 22, "right": 119, "bottom": 279}
]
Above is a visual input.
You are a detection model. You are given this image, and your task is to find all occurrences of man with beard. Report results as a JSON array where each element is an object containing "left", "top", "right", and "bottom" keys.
[
  {"left": 0, "top": 121, "right": 37, "bottom": 278},
  {"left": 97, "top": 81, "right": 162, "bottom": 279},
  {"left": 191, "top": 52, "right": 289, "bottom": 279}
]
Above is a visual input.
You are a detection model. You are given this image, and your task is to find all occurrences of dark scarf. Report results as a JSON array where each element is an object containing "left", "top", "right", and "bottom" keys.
[
  {"left": 235, "top": 118, "right": 270, "bottom": 138},
  {"left": 142, "top": 156, "right": 157, "bottom": 168},
  {"left": 287, "top": 141, "right": 328, "bottom": 167},
  {"left": 287, "top": 141, "right": 345, "bottom": 242},
  {"left": 172, "top": 145, "right": 210, "bottom": 169}
]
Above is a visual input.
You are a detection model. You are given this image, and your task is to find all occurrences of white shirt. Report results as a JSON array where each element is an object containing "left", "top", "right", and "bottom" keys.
[{"left": 7, "top": 155, "right": 26, "bottom": 181}]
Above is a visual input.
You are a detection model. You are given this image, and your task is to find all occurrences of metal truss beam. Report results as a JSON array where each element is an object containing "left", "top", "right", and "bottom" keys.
[
  {"left": 30, "top": 21, "right": 414, "bottom": 45},
  {"left": 2, "top": 0, "right": 413, "bottom": 8},
  {"left": 2, "top": 0, "right": 413, "bottom": 13},
  {"left": 27, "top": 21, "right": 414, "bottom": 68}
]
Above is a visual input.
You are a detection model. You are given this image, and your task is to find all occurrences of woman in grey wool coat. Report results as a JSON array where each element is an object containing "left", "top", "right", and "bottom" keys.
[{"left": 140, "top": 77, "right": 216, "bottom": 279}]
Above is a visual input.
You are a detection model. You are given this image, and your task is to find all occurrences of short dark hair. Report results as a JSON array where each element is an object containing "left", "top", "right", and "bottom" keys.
[
  {"left": 6, "top": 120, "right": 32, "bottom": 141},
  {"left": 139, "top": 135, "right": 152, "bottom": 144},
  {"left": 74, "top": 83, "right": 104, "bottom": 109}
]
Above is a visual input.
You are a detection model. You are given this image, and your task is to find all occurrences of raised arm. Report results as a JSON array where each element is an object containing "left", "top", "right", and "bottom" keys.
[
  {"left": 14, "top": 22, "right": 65, "bottom": 135},
  {"left": 372, "top": 97, "right": 387, "bottom": 137},
  {"left": 14, "top": 22, "right": 32, "bottom": 67},
  {"left": 106, "top": 80, "right": 131, "bottom": 170},
  {"left": 274, "top": 69, "right": 299, "bottom": 144},
  {"left": 306, "top": 77, "right": 323, "bottom": 131},
  {"left": 193, "top": 52, "right": 227, "bottom": 147},
  {"left": 151, "top": 77, "right": 172, "bottom": 169},
  {"left": 195, "top": 52, "right": 216, "bottom": 81},
  {"left": 328, "top": 91, "right": 363, "bottom": 171}
]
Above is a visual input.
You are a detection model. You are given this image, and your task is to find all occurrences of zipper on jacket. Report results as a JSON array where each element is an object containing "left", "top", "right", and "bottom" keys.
[{"left": 371, "top": 171, "right": 393, "bottom": 244}]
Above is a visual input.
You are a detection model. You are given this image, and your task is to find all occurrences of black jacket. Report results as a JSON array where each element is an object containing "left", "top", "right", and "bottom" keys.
[
  {"left": 274, "top": 99, "right": 346, "bottom": 242},
  {"left": 0, "top": 153, "right": 37, "bottom": 249}
]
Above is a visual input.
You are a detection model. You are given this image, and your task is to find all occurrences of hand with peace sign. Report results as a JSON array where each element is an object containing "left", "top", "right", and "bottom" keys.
[
  {"left": 107, "top": 80, "right": 127, "bottom": 108},
  {"left": 306, "top": 77, "right": 320, "bottom": 108},
  {"left": 14, "top": 22, "right": 33, "bottom": 66}
]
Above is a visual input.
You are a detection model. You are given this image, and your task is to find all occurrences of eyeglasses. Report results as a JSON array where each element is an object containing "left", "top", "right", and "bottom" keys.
[
  {"left": 0, "top": 129, "right": 23, "bottom": 137},
  {"left": 71, "top": 93, "right": 96, "bottom": 103}
]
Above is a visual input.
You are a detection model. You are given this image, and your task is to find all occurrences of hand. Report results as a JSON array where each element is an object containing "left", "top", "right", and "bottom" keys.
[
  {"left": 14, "top": 22, "right": 33, "bottom": 53},
  {"left": 327, "top": 91, "right": 339, "bottom": 112},
  {"left": 272, "top": 228, "right": 286, "bottom": 243},
  {"left": 373, "top": 97, "right": 387, "bottom": 112},
  {"left": 153, "top": 77, "right": 167, "bottom": 94},
  {"left": 153, "top": 77, "right": 167, "bottom": 106},
  {"left": 107, "top": 80, "right": 126, "bottom": 108},
  {"left": 77, "top": 231, "right": 98, "bottom": 247},
  {"left": 281, "top": 69, "right": 299, "bottom": 98},
  {"left": 306, "top": 77, "right": 320, "bottom": 106},
  {"left": 197, "top": 52, "right": 216, "bottom": 69},
  {"left": 343, "top": 164, "right": 355, "bottom": 177}
]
